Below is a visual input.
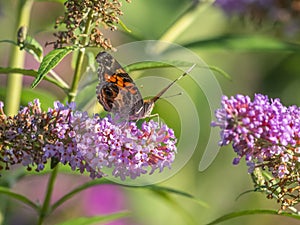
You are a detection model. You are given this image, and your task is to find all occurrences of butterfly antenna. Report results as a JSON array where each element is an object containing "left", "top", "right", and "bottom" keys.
[
  {"left": 151, "top": 64, "right": 196, "bottom": 102},
  {"left": 163, "top": 92, "right": 183, "bottom": 99}
]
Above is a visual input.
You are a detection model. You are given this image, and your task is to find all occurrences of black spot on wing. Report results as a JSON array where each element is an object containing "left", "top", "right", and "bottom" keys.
[
  {"left": 102, "top": 83, "right": 119, "bottom": 98},
  {"left": 96, "top": 83, "right": 120, "bottom": 112}
]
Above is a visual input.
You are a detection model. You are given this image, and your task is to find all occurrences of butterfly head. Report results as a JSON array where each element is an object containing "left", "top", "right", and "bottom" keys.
[{"left": 129, "top": 100, "right": 155, "bottom": 120}]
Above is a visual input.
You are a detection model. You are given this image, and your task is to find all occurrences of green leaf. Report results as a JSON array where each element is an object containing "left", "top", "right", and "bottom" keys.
[
  {"left": 31, "top": 47, "right": 75, "bottom": 88},
  {"left": 140, "top": 185, "right": 208, "bottom": 208},
  {"left": 0, "top": 67, "right": 37, "bottom": 76},
  {"left": 0, "top": 187, "right": 38, "bottom": 211},
  {"left": 0, "top": 67, "right": 68, "bottom": 90},
  {"left": 56, "top": 211, "right": 130, "bottom": 225},
  {"left": 201, "top": 65, "right": 232, "bottom": 80},
  {"left": 52, "top": 177, "right": 205, "bottom": 212},
  {"left": 144, "top": 185, "right": 194, "bottom": 198},
  {"left": 206, "top": 209, "right": 300, "bottom": 225},
  {"left": 184, "top": 35, "right": 300, "bottom": 51},
  {"left": 118, "top": 19, "right": 132, "bottom": 33},
  {"left": 125, "top": 61, "right": 231, "bottom": 80},
  {"left": 51, "top": 179, "right": 113, "bottom": 211},
  {"left": 136, "top": 185, "right": 203, "bottom": 225},
  {"left": 0, "top": 40, "right": 18, "bottom": 46},
  {"left": 22, "top": 35, "right": 43, "bottom": 61},
  {"left": 125, "top": 61, "right": 173, "bottom": 72}
]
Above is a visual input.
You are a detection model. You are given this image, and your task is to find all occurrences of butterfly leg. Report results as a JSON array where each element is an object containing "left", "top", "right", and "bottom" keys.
[{"left": 147, "top": 113, "right": 160, "bottom": 124}]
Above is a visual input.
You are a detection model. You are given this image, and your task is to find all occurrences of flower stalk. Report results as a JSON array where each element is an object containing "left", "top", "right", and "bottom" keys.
[
  {"left": 68, "top": 9, "right": 94, "bottom": 102},
  {"left": 37, "top": 166, "right": 58, "bottom": 225}
]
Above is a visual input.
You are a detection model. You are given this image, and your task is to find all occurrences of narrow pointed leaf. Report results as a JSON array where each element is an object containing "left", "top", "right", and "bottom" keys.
[
  {"left": 22, "top": 35, "right": 43, "bottom": 61},
  {"left": 0, "top": 187, "right": 38, "bottom": 211},
  {"left": 206, "top": 209, "right": 300, "bottom": 225},
  {"left": 141, "top": 185, "right": 208, "bottom": 208},
  {"left": 184, "top": 35, "right": 300, "bottom": 51},
  {"left": 31, "top": 47, "right": 74, "bottom": 88},
  {"left": 144, "top": 185, "right": 194, "bottom": 198},
  {"left": 125, "top": 61, "right": 230, "bottom": 80},
  {"left": 56, "top": 211, "right": 130, "bottom": 225},
  {"left": 202, "top": 65, "right": 231, "bottom": 80},
  {"left": 119, "top": 19, "right": 132, "bottom": 33},
  {"left": 52, "top": 179, "right": 112, "bottom": 211},
  {"left": 0, "top": 67, "right": 37, "bottom": 76},
  {"left": 125, "top": 61, "right": 173, "bottom": 72},
  {"left": 0, "top": 67, "right": 68, "bottom": 89}
]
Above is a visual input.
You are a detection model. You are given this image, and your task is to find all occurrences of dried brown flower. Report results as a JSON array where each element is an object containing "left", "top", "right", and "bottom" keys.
[{"left": 47, "top": 0, "right": 131, "bottom": 49}]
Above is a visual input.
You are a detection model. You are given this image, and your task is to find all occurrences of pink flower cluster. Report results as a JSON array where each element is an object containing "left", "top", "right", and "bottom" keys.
[{"left": 73, "top": 113, "right": 176, "bottom": 180}]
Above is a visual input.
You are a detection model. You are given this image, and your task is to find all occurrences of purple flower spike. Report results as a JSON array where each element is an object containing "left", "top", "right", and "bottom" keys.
[
  {"left": 0, "top": 100, "right": 177, "bottom": 181},
  {"left": 212, "top": 94, "right": 300, "bottom": 210}
]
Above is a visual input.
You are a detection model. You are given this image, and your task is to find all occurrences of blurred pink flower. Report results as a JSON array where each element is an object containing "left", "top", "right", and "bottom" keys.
[{"left": 83, "top": 184, "right": 131, "bottom": 225}]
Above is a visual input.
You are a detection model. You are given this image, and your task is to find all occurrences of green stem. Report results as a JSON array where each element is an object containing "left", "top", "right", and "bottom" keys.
[
  {"left": 69, "top": 49, "right": 85, "bottom": 102},
  {"left": 5, "top": 0, "right": 34, "bottom": 115},
  {"left": 36, "top": 7, "right": 94, "bottom": 225},
  {"left": 37, "top": 166, "right": 59, "bottom": 225},
  {"left": 68, "top": 10, "right": 94, "bottom": 102},
  {"left": 49, "top": 70, "right": 70, "bottom": 90}
]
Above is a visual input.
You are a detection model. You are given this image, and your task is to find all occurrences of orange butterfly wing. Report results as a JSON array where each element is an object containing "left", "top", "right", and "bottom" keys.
[{"left": 96, "top": 52, "right": 144, "bottom": 119}]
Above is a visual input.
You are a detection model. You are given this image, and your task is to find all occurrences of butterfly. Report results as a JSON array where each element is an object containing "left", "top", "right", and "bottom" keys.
[{"left": 96, "top": 51, "right": 195, "bottom": 121}]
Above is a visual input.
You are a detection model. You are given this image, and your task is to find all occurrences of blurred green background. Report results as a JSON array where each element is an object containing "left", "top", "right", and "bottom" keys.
[{"left": 1, "top": 0, "right": 300, "bottom": 224}]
